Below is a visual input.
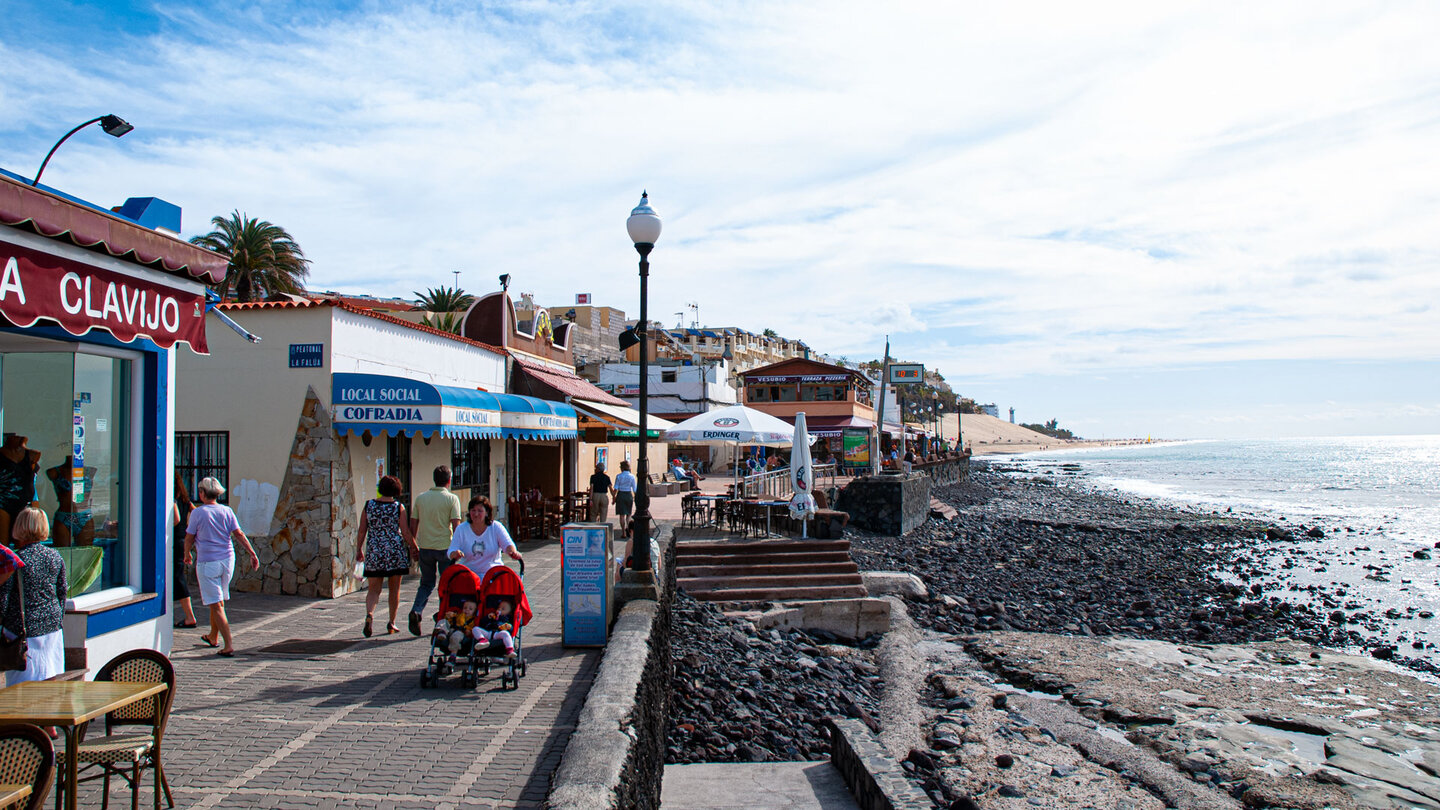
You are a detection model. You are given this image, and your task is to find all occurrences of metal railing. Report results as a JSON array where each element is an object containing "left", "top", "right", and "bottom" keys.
[{"left": 738, "top": 462, "right": 838, "bottom": 499}]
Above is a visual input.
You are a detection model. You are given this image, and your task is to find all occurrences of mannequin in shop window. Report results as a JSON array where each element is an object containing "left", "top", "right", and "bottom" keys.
[
  {"left": 47, "top": 457, "right": 97, "bottom": 547},
  {"left": 0, "top": 435, "right": 41, "bottom": 547}
]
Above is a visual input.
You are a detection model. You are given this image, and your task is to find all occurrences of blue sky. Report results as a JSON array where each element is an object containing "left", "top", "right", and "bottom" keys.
[{"left": 3, "top": 1, "right": 1437, "bottom": 439}]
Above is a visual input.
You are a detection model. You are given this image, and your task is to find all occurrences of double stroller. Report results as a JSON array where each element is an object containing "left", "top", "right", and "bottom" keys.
[{"left": 419, "top": 562, "right": 531, "bottom": 690}]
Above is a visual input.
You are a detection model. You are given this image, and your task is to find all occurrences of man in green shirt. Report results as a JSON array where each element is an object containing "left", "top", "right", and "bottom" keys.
[{"left": 407, "top": 465, "right": 463, "bottom": 635}]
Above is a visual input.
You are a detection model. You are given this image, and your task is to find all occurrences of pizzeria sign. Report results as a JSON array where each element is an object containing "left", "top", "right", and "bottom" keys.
[{"left": 0, "top": 239, "right": 208, "bottom": 353}]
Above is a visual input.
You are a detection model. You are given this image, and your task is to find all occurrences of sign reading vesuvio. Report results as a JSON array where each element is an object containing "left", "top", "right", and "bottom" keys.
[
  {"left": 332, "top": 373, "right": 500, "bottom": 436},
  {"left": 1, "top": 238, "right": 208, "bottom": 353}
]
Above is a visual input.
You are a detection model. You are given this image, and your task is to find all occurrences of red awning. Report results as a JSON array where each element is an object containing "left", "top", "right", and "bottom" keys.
[
  {"left": 0, "top": 174, "right": 225, "bottom": 283},
  {"left": 510, "top": 353, "right": 628, "bottom": 407}
]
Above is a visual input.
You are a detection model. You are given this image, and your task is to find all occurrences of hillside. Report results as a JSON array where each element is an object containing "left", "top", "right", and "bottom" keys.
[{"left": 937, "top": 412, "right": 1075, "bottom": 454}]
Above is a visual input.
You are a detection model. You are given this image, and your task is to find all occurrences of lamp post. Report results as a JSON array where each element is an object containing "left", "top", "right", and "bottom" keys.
[
  {"left": 31, "top": 115, "right": 134, "bottom": 187},
  {"left": 626, "top": 191, "right": 662, "bottom": 572}
]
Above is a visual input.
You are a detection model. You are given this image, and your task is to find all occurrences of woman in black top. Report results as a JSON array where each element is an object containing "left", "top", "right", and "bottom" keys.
[
  {"left": 172, "top": 473, "right": 198, "bottom": 627},
  {"left": 1, "top": 507, "right": 68, "bottom": 685},
  {"left": 588, "top": 463, "right": 614, "bottom": 524}
]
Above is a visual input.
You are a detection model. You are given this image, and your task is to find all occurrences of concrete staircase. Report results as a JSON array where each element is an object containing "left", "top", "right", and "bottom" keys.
[{"left": 675, "top": 538, "right": 867, "bottom": 602}]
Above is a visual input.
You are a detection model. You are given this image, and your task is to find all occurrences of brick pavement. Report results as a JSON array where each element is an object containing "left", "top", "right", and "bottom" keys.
[{"left": 84, "top": 539, "right": 600, "bottom": 810}]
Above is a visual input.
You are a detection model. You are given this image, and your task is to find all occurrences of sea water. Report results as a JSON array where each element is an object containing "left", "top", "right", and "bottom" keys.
[{"left": 1003, "top": 435, "right": 1440, "bottom": 662}]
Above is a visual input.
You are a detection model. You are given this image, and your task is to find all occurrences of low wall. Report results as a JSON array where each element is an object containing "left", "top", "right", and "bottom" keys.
[
  {"left": 547, "top": 527, "right": 676, "bottom": 810},
  {"left": 915, "top": 454, "right": 968, "bottom": 485},
  {"left": 835, "top": 473, "right": 932, "bottom": 536},
  {"left": 826, "top": 718, "right": 935, "bottom": 810}
]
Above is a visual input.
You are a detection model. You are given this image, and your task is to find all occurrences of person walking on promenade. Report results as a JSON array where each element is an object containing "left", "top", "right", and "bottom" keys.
[
  {"left": 184, "top": 477, "right": 259, "bottom": 657},
  {"left": 358, "top": 475, "right": 416, "bottom": 637},
  {"left": 172, "top": 473, "right": 198, "bottom": 628},
  {"left": 614, "top": 460, "right": 637, "bottom": 534},
  {"left": 407, "top": 466, "right": 462, "bottom": 635},
  {"left": 1, "top": 508, "right": 67, "bottom": 684},
  {"left": 448, "top": 495, "right": 523, "bottom": 577},
  {"left": 589, "top": 462, "right": 613, "bottom": 524}
]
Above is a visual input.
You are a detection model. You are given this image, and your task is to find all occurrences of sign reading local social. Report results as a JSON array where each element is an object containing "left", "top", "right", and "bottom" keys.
[
  {"left": 888, "top": 363, "right": 924, "bottom": 384},
  {"left": 0, "top": 238, "right": 208, "bottom": 353},
  {"left": 288, "top": 343, "right": 324, "bottom": 368},
  {"left": 561, "top": 523, "right": 611, "bottom": 646},
  {"left": 332, "top": 373, "right": 501, "bottom": 437}
]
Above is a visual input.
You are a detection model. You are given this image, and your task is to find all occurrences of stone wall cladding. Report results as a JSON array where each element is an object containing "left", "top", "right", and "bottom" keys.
[
  {"left": 825, "top": 717, "right": 936, "bottom": 810},
  {"left": 835, "top": 474, "right": 933, "bottom": 536},
  {"left": 915, "top": 457, "right": 967, "bottom": 486},
  {"left": 547, "top": 528, "right": 676, "bottom": 810},
  {"left": 233, "top": 386, "right": 359, "bottom": 599}
]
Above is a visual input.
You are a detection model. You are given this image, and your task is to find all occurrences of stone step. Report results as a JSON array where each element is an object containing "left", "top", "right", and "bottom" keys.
[
  {"left": 685, "top": 584, "right": 870, "bottom": 602},
  {"left": 679, "top": 573, "right": 864, "bottom": 591},
  {"left": 676, "top": 562, "right": 859, "bottom": 579},
  {"left": 929, "top": 497, "right": 959, "bottom": 521},
  {"left": 674, "top": 539, "right": 851, "bottom": 556},
  {"left": 673, "top": 551, "right": 855, "bottom": 567}
]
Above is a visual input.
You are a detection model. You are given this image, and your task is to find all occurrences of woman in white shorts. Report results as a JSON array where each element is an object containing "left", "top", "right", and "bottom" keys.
[{"left": 183, "top": 477, "right": 259, "bottom": 657}]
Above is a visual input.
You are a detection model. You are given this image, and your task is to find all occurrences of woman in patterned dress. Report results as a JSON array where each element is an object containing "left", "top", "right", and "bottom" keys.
[
  {"left": 357, "top": 475, "right": 417, "bottom": 636},
  {"left": 1, "top": 507, "right": 68, "bottom": 684}
]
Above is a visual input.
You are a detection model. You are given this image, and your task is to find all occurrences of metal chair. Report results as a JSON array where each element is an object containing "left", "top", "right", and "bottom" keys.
[
  {"left": 62, "top": 649, "right": 175, "bottom": 810},
  {"left": 0, "top": 723, "right": 55, "bottom": 810}
]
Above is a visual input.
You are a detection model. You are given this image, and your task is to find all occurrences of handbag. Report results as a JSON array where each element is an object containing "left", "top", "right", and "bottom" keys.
[{"left": 0, "top": 573, "right": 28, "bottom": 671}]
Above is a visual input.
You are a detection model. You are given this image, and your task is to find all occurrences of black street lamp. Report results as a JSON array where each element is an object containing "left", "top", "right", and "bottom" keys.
[
  {"left": 625, "top": 191, "right": 661, "bottom": 572},
  {"left": 31, "top": 115, "right": 134, "bottom": 187}
]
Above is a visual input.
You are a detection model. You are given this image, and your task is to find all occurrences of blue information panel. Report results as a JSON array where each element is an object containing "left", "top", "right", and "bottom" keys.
[
  {"left": 561, "top": 523, "right": 611, "bottom": 647},
  {"left": 289, "top": 343, "right": 324, "bottom": 368}
]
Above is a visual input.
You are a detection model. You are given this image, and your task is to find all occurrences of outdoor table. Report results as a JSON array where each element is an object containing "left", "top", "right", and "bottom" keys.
[
  {"left": 0, "top": 680, "right": 168, "bottom": 810},
  {"left": 0, "top": 783, "right": 31, "bottom": 808},
  {"left": 755, "top": 500, "right": 789, "bottom": 537},
  {"left": 690, "top": 494, "right": 728, "bottom": 526}
]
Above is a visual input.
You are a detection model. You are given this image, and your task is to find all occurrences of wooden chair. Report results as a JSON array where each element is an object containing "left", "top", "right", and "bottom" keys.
[
  {"left": 0, "top": 723, "right": 55, "bottom": 810},
  {"left": 64, "top": 649, "right": 175, "bottom": 810}
]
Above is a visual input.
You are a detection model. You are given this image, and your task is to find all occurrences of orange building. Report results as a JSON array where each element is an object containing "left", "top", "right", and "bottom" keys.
[{"left": 739, "top": 358, "right": 876, "bottom": 469}]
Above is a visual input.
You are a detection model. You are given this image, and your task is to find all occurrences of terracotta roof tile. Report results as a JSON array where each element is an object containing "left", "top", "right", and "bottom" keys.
[{"left": 215, "top": 298, "right": 505, "bottom": 356}]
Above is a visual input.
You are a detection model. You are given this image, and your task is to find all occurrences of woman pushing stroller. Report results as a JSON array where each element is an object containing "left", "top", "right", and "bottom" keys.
[{"left": 447, "top": 495, "right": 522, "bottom": 577}]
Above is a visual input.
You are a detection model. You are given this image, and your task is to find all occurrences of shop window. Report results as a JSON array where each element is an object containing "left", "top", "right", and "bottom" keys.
[
  {"left": 747, "top": 385, "right": 771, "bottom": 403},
  {"left": 386, "top": 434, "right": 413, "bottom": 503},
  {"left": 451, "top": 438, "right": 490, "bottom": 496},
  {"left": 0, "top": 350, "right": 133, "bottom": 594},
  {"left": 800, "top": 385, "right": 847, "bottom": 402},
  {"left": 176, "top": 432, "right": 229, "bottom": 506},
  {"left": 661, "top": 368, "right": 677, "bottom": 383},
  {"left": 777, "top": 385, "right": 798, "bottom": 402}
]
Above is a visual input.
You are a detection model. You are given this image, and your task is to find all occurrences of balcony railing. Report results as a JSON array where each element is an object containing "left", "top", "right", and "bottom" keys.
[{"left": 737, "top": 462, "right": 838, "bottom": 499}]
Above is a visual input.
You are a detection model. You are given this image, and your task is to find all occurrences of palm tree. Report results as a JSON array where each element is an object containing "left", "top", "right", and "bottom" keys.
[
  {"left": 414, "top": 285, "right": 474, "bottom": 312},
  {"left": 190, "top": 212, "right": 310, "bottom": 302}
]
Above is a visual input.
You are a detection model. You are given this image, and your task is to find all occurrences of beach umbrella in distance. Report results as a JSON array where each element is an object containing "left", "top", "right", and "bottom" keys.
[
  {"left": 661, "top": 404, "right": 814, "bottom": 495},
  {"left": 789, "top": 411, "right": 817, "bottom": 535}
]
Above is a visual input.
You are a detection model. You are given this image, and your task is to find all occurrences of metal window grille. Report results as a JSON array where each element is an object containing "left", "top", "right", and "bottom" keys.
[
  {"left": 386, "top": 434, "right": 413, "bottom": 504},
  {"left": 450, "top": 438, "right": 491, "bottom": 495},
  {"left": 175, "top": 431, "right": 229, "bottom": 504}
]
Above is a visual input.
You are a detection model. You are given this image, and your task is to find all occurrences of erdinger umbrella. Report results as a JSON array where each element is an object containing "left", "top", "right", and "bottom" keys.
[
  {"left": 789, "top": 412, "right": 817, "bottom": 535},
  {"left": 661, "top": 404, "right": 815, "bottom": 495}
]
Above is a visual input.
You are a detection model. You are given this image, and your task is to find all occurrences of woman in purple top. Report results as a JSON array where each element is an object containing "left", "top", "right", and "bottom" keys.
[{"left": 183, "top": 477, "right": 259, "bottom": 657}]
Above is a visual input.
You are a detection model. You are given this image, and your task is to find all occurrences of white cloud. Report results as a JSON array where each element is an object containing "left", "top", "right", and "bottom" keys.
[{"left": 4, "top": 0, "right": 1439, "bottom": 400}]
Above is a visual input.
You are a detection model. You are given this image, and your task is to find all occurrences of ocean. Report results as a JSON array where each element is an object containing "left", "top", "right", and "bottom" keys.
[{"left": 999, "top": 435, "right": 1440, "bottom": 662}]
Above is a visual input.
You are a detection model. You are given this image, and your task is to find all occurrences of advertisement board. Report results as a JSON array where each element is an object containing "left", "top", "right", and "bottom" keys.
[
  {"left": 561, "top": 523, "right": 613, "bottom": 646},
  {"left": 842, "top": 429, "right": 870, "bottom": 466}
]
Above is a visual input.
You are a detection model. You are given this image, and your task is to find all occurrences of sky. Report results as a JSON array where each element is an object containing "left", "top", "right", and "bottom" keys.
[{"left": 3, "top": 0, "right": 1437, "bottom": 440}]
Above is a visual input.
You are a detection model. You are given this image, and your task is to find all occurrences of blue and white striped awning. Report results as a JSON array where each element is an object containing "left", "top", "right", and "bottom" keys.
[{"left": 331, "top": 373, "right": 577, "bottom": 440}]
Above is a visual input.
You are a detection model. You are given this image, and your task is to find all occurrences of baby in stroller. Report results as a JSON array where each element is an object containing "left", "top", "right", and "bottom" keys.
[{"left": 421, "top": 563, "right": 530, "bottom": 690}]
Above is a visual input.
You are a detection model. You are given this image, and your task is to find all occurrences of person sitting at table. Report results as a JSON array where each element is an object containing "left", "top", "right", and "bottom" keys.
[{"left": 0, "top": 507, "right": 68, "bottom": 685}]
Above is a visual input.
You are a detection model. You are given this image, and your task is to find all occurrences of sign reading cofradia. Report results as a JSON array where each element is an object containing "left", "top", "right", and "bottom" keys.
[{"left": 0, "top": 239, "right": 208, "bottom": 353}]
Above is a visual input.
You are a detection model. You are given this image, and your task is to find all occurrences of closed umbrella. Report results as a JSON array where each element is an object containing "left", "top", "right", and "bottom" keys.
[{"left": 789, "top": 412, "right": 817, "bottom": 536}]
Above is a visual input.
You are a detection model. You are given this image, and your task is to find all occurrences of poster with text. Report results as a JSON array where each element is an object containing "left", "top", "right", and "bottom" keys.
[{"left": 562, "top": 524, "right": 611, "bottom": 646}]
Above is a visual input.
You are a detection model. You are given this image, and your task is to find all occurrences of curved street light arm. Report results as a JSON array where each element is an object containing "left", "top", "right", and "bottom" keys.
[{"left": 31, "top": 117, "right": 105, "bottom": 187}]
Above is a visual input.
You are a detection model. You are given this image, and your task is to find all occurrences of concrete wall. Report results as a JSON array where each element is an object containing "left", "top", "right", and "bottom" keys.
[{"left": 547, "top": 530, "right": 676, "bottom": 810}]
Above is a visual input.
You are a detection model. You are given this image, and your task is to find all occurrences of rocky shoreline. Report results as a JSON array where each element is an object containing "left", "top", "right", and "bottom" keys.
[
  {"left": 848, "top": 467, "right": 1437, "bottom": 676},
  {"left": 666, "top": 595, "right": 885, "bottom": 764}
]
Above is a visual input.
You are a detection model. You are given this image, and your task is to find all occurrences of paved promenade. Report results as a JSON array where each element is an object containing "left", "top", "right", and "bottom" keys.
[{"left": 106, "top": 538, "right": 599, "bottom": 810}]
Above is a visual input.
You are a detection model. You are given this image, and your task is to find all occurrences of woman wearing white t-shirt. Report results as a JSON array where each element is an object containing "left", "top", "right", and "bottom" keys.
[{"left": 448, "top": 495, "right": 523, "bottom": 577}]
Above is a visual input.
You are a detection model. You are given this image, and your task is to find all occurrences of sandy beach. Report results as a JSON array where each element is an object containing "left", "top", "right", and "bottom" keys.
[{"left": 938, "top": 412, "right": 1140, "bottom": 455}]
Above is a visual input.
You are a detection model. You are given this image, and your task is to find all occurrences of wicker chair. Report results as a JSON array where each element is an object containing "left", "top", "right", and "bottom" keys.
[
  {"left": 61, "top": 650, "right": 175, "bottom": 810},
  {"left": 0, "top": 723, "right": 54, "bottom": 810}
]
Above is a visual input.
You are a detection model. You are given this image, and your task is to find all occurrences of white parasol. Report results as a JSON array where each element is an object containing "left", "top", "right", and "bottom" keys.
[
  {"left": 661, "top": 404, "right": 815, "bottom": 495},
  {"left": 789, "top": 411, "right": 817, "bottom": 532}
]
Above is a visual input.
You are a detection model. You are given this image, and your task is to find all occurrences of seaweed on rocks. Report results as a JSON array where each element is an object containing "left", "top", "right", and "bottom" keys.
[{"left": 666, "top": 592, "right": 884, "bottom": 764}]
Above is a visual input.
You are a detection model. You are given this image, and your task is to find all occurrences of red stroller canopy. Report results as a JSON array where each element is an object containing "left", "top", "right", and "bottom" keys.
[{"left": 480, "top": 565, "right": 532, "bottom": 627}]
